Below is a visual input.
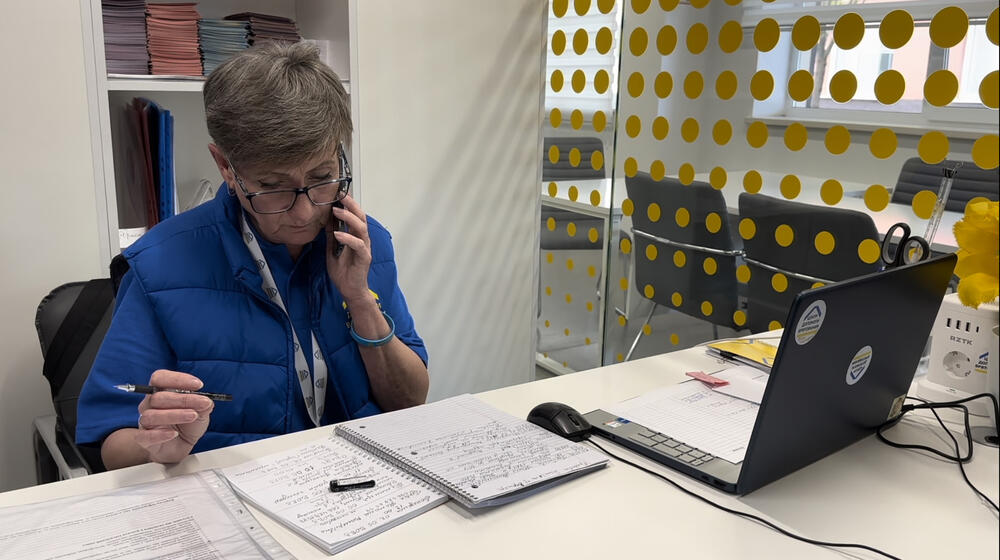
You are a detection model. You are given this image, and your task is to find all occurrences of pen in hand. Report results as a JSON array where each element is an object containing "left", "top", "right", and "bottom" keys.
[{"left": 114, "top": 383, "right": 233, "bottom": 402}]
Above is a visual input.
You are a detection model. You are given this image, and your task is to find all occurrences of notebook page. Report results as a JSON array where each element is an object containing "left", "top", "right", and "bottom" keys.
[
  {"left": 605, "top": 381, "right": 759, "bottom": 463},
  {"left": 338, "top": 394, "right": 607, "bottom": 505},
  {"left": 220, "top": 435, "right": 446, "bottom": 554}
]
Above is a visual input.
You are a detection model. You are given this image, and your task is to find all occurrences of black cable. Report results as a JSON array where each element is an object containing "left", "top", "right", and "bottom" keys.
[
  {"left": 876, "top": 392, "right": 999, "bottom": 512},
  {"left": 585, "top": 438, "right": 901, "bottom": 560}
]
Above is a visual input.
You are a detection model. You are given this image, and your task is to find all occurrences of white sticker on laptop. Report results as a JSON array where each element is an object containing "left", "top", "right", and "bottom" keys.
[
  {"left": 794, "top": 300, "right": 826, "bottom": 345},
  {"left": 846, "top": 345, "right": 873, "bottom": 386}
]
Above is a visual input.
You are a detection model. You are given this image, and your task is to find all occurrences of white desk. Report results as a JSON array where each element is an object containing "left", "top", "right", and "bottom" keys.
[{"left": 3, "top": 347, "right": 997, "bottom": 559}]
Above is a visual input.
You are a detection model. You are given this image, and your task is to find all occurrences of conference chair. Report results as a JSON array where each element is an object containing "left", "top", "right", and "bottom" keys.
[
  {"left": 623, "top": 173, "right": 742, "bottom": 360},
  {"left": 738, "top": 193, "right": 881, "bottom": 333},
  {"left": 891, "top": 157, "right": 999, "bottom": 212}
]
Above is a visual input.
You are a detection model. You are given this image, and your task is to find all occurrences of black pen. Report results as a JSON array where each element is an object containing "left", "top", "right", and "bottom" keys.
[
  {"left": 330, "top": 477, "right": 376, "bottom": 492},
  {"left": 114, "top": 383, "right": 233, "bottom": 402}
]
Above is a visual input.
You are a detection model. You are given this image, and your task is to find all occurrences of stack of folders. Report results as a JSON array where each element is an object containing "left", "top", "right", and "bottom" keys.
[
  {"left": 102, "top": 0, "right": 149, "bottom": 74},
  {"left": 146, "top": 3, "right": 202, "bottom": 76},
  {"left": 224, "top": 12, "right": 301, "bottom": 45},
  {"left": 115, "top": 97, "right": 174, "bottom": 240},
  {"left": 705, "top": 338, "right": 778, "bottom": 372},
  {"left": 198, "top": 19, "right": 250, "bottom": 75}
]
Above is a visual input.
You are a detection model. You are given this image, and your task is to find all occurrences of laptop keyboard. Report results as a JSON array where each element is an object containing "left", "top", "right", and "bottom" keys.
[{"left": 627, "top": 429, "right": 715, "bottom": 466}]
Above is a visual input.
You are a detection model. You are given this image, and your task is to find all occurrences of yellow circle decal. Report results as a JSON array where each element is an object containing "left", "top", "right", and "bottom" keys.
[
  {"left": 706, "top": 212, "right": 722, "bottom": 234},
  {"left": 628, "top": 72, "right": 645, "bottom": 97},
  {"left": 792, "top": 15, "right": 821, "bottom": 51},
  {"left": 678, "top": 163, "right": 695, "bottom": 185},
  {"left": 739, "top": 218, "right": 757, "bottom": 240},
  {"left": 681, "top": 118, "right": 700, "bottom": 143},
  {"left": 550, "top": 70, "right": 564, "bottom": 92},
  {"left": 630, "top": 27, "right": 649, "bottom": 56},
  {"left": 713, "top": 119, "right": 732, "bottom": 145},
  {"left": 625, "top": 115, "right": 641, "bottom": 138},
  {"left": 566, "top": 258, "right": 575, "bottom": 271},
  {"left": 670, "top": 333, "right": 680, "bottom": 346},
  {"left": 736, "top": 264, "right": 751, "bottom": 283},
  {"left": 567, "top": 222, "right": 577, "bottom": 236},
  {"left": 547, "top": 182, "right": 557, "bottom": 197},
  {"left": 553, "top": 0, "right": 568, "bottom": 17},
  {"left": 575, "top": 0, "right": 591, "bottom": 16},
  {"left": 911, "top": 190, "right": 938, "bottom": 220},
  {"left": 675, "top": 207, "right": 690, "bottom": 227},
  {"left": 588, "top": 227, "right": 600, "bottom": 243},
  {"left": 546, "top": 252, "right": 553, "bottom": 264},
  {"left": 754, "top": 18, "right": 780, "bottom": 52},
  {"left": 571, "top": 109, "right": 584, "bottom": 130},
  {"left": 709, "top": 167, "right": 727, "bottom": 190},
  {"left": 719, "top": 20, "right": 743, "bottom": 53},
  {"left": 654, "top": 71, "right": 674, "bottom": 98},
  {"left": 632, "top": 0, "right": 651, "bottom": 14},
  {"left": 768, "top": 320, "right": 783, "bottom": 331},
  {"left": 684, "top": 71, "right": 704, "bottom": 98},
  {"left": 644, "top": 285, "right": 655, "bottom": 299},
  {"left": 594, "top": 69, "right": 610, "bottom": 94},
  {"left": 880, "top": 10, "right": 914, "bottom": 49},
  {"left": 591, "top": 150, "right": 604, "bottom": 171},
  {"left": 930, "top": 6, "right": 968, "bottom": 49},
  {"left": 571, "top": 69, "right": 586, "bottom": 93},
  {"left": 981, "top": 70, "right": 999, "bottom": 109},
  {"left": 652, "top": 116, "right": 669, "bottom": 140},
  {"left": 715, "top": 70, "right": 738, "bottom": 100},
  {"left": 972, "top": 135, "right": 999, "bottom": 169},
  {"left": 874, "top": 70, "right": 905, "bottom": 105},
  {"left": 593, "top": 110, "right": 607, "bottom": 132},
  {"left": 771, "top": 273, "right": 788, "bottom": 293},
  {"left": 546, "top": 217, "right": 556, "bottom": 231},
  {"left": 648, "top": 202, "right": 662, "bottom": 222},
  {"left": 918, "top": 131, "right": 949, "bottom": 164},
  {"left": 821, "top": 179, "right": 843, "bottom": 205},
  {"left": 825, "top": 125, "right": 851, "bottom": 155},
  {"left": 673, "top": 250, "right": 687, "bottom": 268},
  {"left": 650, "top": 160, "right": 666, "bottom": 181},
  {"left": 573, "top": 28, "right": 589, "bottom": 55},
  {"left": 657, "top": 25, "right": 677, "bottom": 55},
  {"left": 744, "top": 170, "right": 763, "bottom": 193},
  {"left": 548, "top": 145, "right": 560, "bottom": 164},
  {"left": 784, "top": 122, "right": 808, "bottom": 151},
  {"left": 925, "top": 70, "right": 958, "bottom": 107},
  {"left": 774, "top": 224, "right": 795, "bottom": 247},
  {"left": 780, "top": 174, "right": 801, "bottom": 199},
  {"left": 864, "top": 185, "right": 890, "bottom": 212},
  {"left": 551, "top": 30, "right": 566, "bottom": 55},
  {"left": 590, "top": 189, "right": 601, "bottom": 206},
  {"left": 747, "top": 121, "right": 769, "bottom": 148},
  {"left": 814, "top": 231, "right": 835, "bottom": 255},
  {"left": 646, "top": 244, "right": 658, "bottom": 261},
  {"left": 597, "top": 0, "right": 614, "bottom": 13},
  {"left": 750, "top": 70, "right": 774, "bottom": 100},
  {"left": 703, "top": 257, "right": 718, "bottom": 275},
  {"left": 788, "top": 70, "right": 814, "bottom": 102},
  {"left": 687, "top": 23, "right": 709, "bottom": 54},
  {"left": 701, "top": 301, "right": 714, "bottom": 316},
  {"left": 671, "top": 292, "right": 683, "bottom": 307},
  {"left": 661, "top": 0, "right": 681, "bottom": 10},
  {"left": 620, "top": 237, "right": 632, "bottom": 254},
  {"left": 829, "top": 70, "right": 857, "bottom": 103},
  {"left": 858, "top": 239, "right": 881, "bottom": 264},
  {"left": 733, "top": 310, "right": 747, "bottom": 326},
  {"left": 568, "top": 185, "right": 579, "bottom": 201},
  {"left": 869, "top": 128, "right": 897, "bottom": 159},
  {"left": 835, "top": 12, "right": 865, "bottom": 49},
  {"left": 596, "top": 27, "right": 614, "bottom": 54},
  {"left": 549, "top": 108, "right": 562, "bottom": 129},
  {"left": 624, "top": 158, "right": 639, "bottom": 178},
  {"left": 988, "top": 8, "right": 999, "bottom": 45},
  {"left": 568, "top": 148, "right": 581, "bottom": 167}
]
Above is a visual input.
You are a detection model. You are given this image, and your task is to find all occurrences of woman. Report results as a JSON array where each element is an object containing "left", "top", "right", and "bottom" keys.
[{"left": 77, "top": 42, "right": 429, "bottom": 470}]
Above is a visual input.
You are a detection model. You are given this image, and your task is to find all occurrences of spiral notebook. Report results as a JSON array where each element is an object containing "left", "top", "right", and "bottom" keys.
[
  {"left": 335, "top": 394, "right": 609, "bottom": 509},
  {"left": 220, "top": 434, "right": 447, "bottom": 555}
]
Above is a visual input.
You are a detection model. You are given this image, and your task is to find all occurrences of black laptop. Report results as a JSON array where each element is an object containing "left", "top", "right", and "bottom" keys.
[{"left": 585, "top": 254, "right": 956, "bottom": 495}]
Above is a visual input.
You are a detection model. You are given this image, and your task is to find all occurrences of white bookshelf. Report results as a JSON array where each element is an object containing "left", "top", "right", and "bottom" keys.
[{"left": 80, "top": 0, "right": 357, "bottom": 268}]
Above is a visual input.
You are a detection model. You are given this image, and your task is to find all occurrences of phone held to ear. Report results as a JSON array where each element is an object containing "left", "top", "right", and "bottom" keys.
[{"left": 333, "top": 201, "right": 346, "bottom": 257}]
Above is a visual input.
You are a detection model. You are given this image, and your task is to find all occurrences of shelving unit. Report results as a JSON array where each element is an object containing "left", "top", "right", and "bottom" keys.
[{"left": 80, "top": 0, "right": 356, "bottom": 268}]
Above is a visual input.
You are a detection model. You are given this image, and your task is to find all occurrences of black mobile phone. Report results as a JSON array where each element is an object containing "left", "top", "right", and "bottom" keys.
[{"left": 333, "top": 201, "right": 346, "bottom": 257}]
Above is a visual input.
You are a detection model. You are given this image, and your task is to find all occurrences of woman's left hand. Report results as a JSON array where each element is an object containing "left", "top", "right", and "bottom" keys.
[{"left": 326, "top": 194, "right": 373, "bottom": 304}]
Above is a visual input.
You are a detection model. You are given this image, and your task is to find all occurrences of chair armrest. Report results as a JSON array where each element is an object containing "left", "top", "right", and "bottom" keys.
[{"left": 32, "top": 415, "right": 90, "bottom": 481}]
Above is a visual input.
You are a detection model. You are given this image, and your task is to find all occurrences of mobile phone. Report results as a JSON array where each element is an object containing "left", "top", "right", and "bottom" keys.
[{"left": 333, "top": 201, "right": 346, "bottom": 257}]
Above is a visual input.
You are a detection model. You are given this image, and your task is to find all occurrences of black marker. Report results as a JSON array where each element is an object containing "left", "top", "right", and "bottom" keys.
[
  {"left": 330, "top": 477, "right": 376, "bottom": 492},
  {"left": 114, "top": 383, "right": 233, "bottom": 402}
]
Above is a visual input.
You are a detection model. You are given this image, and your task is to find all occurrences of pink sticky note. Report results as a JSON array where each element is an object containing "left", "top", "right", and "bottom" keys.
[{"left": 686, "top": 370, "right": 729, "bottom": 387}]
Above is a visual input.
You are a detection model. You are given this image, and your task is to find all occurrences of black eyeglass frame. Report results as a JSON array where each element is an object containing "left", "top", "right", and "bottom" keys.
[{"left": 226, "top": 144, "right": 352, "bottom": 214}]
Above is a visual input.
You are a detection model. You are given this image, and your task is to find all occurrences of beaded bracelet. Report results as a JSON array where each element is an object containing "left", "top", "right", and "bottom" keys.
[{"left": 349, "top": 311, "right": 396, "bottom": 347}]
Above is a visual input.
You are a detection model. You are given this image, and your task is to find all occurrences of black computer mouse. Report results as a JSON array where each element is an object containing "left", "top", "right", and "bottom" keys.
[{"left": 527, "top": 402, "right": 592, "bottom": 441}]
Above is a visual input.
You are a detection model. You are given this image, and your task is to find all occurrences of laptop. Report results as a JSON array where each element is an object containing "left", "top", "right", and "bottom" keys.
[{"left": 585, "top": 254, "right": 957, "bottom": 495}]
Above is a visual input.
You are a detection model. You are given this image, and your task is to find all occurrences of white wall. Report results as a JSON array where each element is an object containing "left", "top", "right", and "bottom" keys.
[
  {"left": 0, "top": 2, "right": 102, "bottom": 491},
  {"left": 353, "top": 0, "right": 545, "bottom": 400}
]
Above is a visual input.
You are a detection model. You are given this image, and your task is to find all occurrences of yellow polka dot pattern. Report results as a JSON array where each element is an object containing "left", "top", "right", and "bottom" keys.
[
  {"left": 774, "top": 224, "right": 794, "bottom": 247},
  {"left": 814, "top": 231, "right": 835, "bottom": 255},
  {"left": 675, "top": 207, "right": 690, "bottom": 227},
  {"left": 645, "top": 244, "right": 658, "bottom": 261}
]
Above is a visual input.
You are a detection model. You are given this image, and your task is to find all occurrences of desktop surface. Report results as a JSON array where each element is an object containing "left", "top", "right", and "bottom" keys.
[{"left": 1, "top": 347, "right": 997, "bottom": 559}]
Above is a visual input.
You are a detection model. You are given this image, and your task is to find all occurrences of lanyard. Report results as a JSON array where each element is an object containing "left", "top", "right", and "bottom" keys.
[{"left": 240, "top": 213, "right": 327, "bottom": 426}]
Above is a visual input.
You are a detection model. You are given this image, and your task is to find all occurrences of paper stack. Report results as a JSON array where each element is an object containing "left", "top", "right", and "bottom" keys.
[
  {"left": 146, "top": 3, "right": 202, "bottom": 76},
  {"left": 102, "top": 0, "right": 149, "bottom": 74},
  {"left": 198, "top": 19, "right": 250, "bottom": 75},
  {"left": 224, "top": 12, "right": 301, "bottom": 45}
]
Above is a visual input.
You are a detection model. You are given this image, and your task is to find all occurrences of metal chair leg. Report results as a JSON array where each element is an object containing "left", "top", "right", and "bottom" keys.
[{"left": 624, "top": 303, "right": 657, "bottom": 361}]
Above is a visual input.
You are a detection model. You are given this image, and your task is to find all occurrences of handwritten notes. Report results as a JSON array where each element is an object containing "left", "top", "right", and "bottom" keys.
[
  {"left": 220, "top": 435, "right": 446, "bottom": 555},
  {"left": 337, "top": 394, "right": 608, "bottom": 508}
]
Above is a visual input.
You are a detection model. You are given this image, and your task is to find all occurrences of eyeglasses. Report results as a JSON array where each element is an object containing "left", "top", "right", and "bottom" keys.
[{"left": 227, "top": 144, "right": 352, "bottom": 214}]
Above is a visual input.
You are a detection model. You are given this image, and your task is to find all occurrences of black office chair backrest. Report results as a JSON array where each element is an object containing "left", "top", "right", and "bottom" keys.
[
  {"left": 625, "top": 173, "right": 740, "bottom": 329},
  {"left": 892, "top": 157, "right": 999, "bottom": 212},
  {"left": 738, "top": 193, "right": 881, "bottom": 332},
  {"left": 542, "top": 137, "right": 606, "bottom": 181}
]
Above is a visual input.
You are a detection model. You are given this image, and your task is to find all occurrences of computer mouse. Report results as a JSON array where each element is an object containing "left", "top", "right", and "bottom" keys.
[{"left": 527, "top": 402, "right": 592, "bottom": 441}]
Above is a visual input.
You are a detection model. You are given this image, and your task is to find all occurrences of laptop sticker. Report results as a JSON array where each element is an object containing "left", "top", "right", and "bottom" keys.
[
  {"left": 846, "top": 345, "right": 873, "bottom": 386},
  {"left": 794, "top": 300, "right": 826, "bottom": 345}
]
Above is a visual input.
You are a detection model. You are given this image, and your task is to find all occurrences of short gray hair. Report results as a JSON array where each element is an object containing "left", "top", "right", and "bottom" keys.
[{"left": 204, "top": 42, "right": 352, "bottom": 169}]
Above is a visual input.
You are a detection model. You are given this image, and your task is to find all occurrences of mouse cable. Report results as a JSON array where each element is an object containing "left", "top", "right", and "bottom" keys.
[
  {"left": 876, "top": 392, "right": 999, "bottom": 512},
  {"left": 585, "top": 438, "right": 901, "bottom": 560}
]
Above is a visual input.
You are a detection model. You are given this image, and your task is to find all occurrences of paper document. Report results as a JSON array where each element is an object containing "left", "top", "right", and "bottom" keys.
[
  {"left": 605, "top": 381, "right": 759, "bottom": 463},
  {"left": 706, "top": 338, "right": 778, "bottom": 372},
  {"left": 711, "top": 366, "right": 770, "bottom": 405},
  {"left": 0, "top": 471, "right": 289, "bottom": 560}
]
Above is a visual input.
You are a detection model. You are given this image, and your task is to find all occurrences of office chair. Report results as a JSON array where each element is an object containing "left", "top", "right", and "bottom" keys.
[
  {"left": 623, "top": 173, "right": 743, "bottom": 360},
  {"left": 738, "top": 193, "right": 881, "bottom": 333},
  {"left": 891, "top": 157, "right": 999, "bottom": 212},
  {"left": 542, "top": 137, "right": 606, "bottom": 181}
]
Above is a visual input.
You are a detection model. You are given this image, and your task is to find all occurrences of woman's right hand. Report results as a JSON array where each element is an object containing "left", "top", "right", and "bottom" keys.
[{"left": 135, "top": 369, "right": 214, "bottom": 464}]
